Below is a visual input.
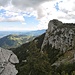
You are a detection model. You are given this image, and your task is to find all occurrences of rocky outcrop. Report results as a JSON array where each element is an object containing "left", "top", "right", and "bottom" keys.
[
  {"left": 41, "top": 19, "right": 75, "bottom": 53},
  {"left": 0, "top": 47, "right": 19, "bottom": 75}
]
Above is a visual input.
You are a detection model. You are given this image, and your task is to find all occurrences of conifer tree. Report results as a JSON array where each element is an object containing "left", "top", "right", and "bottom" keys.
[
  {"left": 72, "top": 71, "right": 75, "bottom": 75},
  {"left": 61, "top": 71, "right": 65, "bottom": 75},
  {"left": 19, "top": 42, "right": 51, "bottom": 75}
]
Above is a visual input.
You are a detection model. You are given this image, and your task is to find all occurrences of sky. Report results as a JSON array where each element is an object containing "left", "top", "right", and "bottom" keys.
[{"left": 0, "top": 0, "right": 75, "bottom": 31}]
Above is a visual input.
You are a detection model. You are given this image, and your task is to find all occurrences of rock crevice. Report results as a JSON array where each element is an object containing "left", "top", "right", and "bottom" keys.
[{"left": 0, "top": 47, "right": 19, "bottom": 75}]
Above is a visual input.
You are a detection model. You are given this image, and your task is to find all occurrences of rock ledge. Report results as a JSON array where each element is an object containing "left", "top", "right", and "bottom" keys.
[{"left": 0, "top": 47, "right": 19, "bottom": 75}]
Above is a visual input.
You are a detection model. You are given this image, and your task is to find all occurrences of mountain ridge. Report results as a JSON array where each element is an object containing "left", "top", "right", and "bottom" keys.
[
  {"left": 0, "top": 29, "right": 46, "bottom": 38},
  {"left": 13, "top": 19, "right": 75, "bottom": 75},
  {"left": 0, "top": 34, "right": 35, "bottom": 49},
  {"left": 0, "top": 29, "right": 46, "bottom": 49},
  {"left": 41, "top": 19, "right": 75, "bottom": 52}
]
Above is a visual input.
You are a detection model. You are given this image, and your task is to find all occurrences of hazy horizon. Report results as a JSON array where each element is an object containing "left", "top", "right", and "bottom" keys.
[{"left": 0, "top": 28, "right": 46, "bottom": 32}]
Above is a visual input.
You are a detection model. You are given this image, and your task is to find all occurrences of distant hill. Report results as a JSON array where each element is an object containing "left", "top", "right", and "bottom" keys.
[
  {"left": 0, "top": 29, "right": 46, "bottom": 49},
  {"left": 24, "top": 29, "right": 46, "bottom": 36},
  {"left": 0, "top": 29, "right": 46, "bottom": 38},
  {"left": 0, "top": 34, "right": 35, "bottom": 49}
]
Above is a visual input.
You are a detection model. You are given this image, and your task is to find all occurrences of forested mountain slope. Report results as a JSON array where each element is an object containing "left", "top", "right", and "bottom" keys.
[{"left": 13, "top": 19, "right": 75, "bottom": 75}]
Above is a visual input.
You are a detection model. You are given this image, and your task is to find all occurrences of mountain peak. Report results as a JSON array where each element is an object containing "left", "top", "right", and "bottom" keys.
[
  {"left": 50, "top": 19, "right": 62, "bottom": 23},
  {"left": 13, "top": 19, "right": 75, "bottom": 75},
  {"left": 49, "top": 19, "right": 62, "bottom": 26},
  {"left": 42, "top": 19, "right": 75, "bottom": 53}
]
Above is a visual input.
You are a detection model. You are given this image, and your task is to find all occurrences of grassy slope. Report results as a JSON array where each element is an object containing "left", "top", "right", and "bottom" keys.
[
  {"left": 13, "top": 33, "right": 45, "bottom": 61},
  {"left": 0, "top": 34, "right": 35, "bottom": 49}
]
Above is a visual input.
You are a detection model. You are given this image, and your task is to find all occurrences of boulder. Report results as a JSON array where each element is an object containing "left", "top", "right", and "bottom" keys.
[{"left": 0, "top": 47, "right": 19, "bottom": 75}]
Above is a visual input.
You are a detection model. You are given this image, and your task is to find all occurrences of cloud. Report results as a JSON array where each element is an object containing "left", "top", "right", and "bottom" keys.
[
  {"left": 0, "top": 0, "right": 75, "bottom": 30},
  {"left": 37, "top": 0, "right": 75, "bottom": 23},
  {"left": 0, "top": 0, "right": 75, "bottom": 23},
  {"left": 0, "top": 15, "right": 25, "bottom": 22},
  {"left": 0, "top": 9, "right": 25, "bottom": 22},
  {"left": 0, "top": 0, "right": 55, "bottom": 23},
  {"left": 59, "top": 0, "right": 75, "bottom": 12},
  {"left": 4, "top": 16, "right": 25, "bottom": 22},
  {"left": 11, "top": 0, "right": 56, "bottom": 19},
  {"left": 0, "top": 0, "right": 10, "bottom": 6},
  {"left": 56, "top": 0, "right": 75, "bottom": 23},
  {"left": 34, "top": 0, "right": 75, "bottom": 29},
  {"left": 12, "top": 0, "right": 52, "bottom": 9},
  {"left": 0, "top": 0, "right": 54, "bottom": 9}
]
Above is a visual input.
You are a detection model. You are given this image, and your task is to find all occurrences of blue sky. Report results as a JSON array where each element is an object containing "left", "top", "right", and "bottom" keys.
[
  {"left": 0, "top": 0, "right": 75, "bottom": 31},
  {"left": 0, "top": 8, "right": 40, "bottom": 31},
  {"left": 0, "top": 16, "right": 39, "bottom": 31}
]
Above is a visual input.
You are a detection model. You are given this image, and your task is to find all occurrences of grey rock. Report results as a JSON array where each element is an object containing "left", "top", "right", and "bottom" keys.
[
  {"left": 9, "top": 53, "right": 19, "bottom": 64},
  {"left": 41, "top": 19, "right": 75, "bottom": 53},
  {"left": 0, "top": 47, "right": 19, "bottom": 75}
]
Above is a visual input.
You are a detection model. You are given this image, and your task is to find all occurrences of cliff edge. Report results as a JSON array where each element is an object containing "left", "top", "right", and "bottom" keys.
[{"left": 41, "top": 19, "right": 75, "bottom": 53}]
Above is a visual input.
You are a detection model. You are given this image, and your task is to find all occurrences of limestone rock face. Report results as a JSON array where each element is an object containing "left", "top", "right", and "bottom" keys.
[
  {"left": 0, "top": 47, "right": 19, "bottom": 75},
  {"left": 41, "top": 19, "right": 75, "bottom": 53}
]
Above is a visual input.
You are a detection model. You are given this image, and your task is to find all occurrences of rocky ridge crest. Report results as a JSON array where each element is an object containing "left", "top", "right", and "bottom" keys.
[{"left": 41, "top": 19, "right": 75, "bottom": 53}]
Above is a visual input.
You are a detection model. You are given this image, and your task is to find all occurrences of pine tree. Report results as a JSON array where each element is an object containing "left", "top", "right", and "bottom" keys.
[
  {"left": 65, "top": 73, "right": 68, "bottom": 75},
  {"left": 27, "top": 43, "right": 50, "bottom": 75},
  {"left": 57, "top": 73, "right": 60, "bottom": 75},
  {"left": 61, "top": 71, "right": 65, "bottom": 75},
  {"left": 72, "top": 71, "right": 75, "bottom": 75},
  {"left": 20, "top": 42, "right": 51, "bottom": 75}
]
